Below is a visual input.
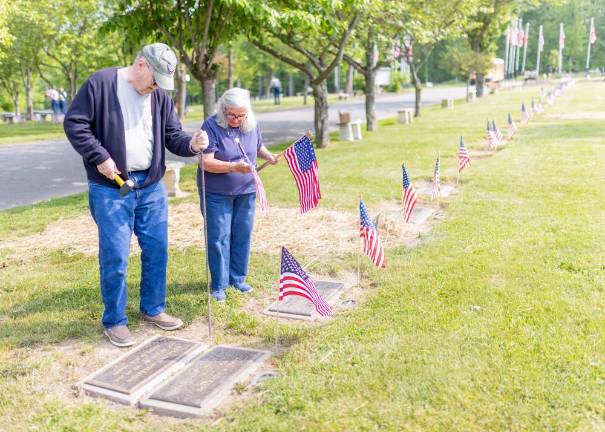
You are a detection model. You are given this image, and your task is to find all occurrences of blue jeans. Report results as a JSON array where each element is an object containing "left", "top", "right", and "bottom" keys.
[
  {"left": 200, "top": 191, "right": 255, "bottom": 291},
  {"left": 88, "top": 171, "right": 168, "bottom": 328}
]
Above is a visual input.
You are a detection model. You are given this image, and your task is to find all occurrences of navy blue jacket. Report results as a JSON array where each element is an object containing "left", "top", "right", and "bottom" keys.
[{"left": 64, "top": 67, "right": 196, "bottom": 188}]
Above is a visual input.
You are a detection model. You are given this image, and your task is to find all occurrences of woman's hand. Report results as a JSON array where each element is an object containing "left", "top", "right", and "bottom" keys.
[
  {"left": 233, "top": 161, "right": 252, "bottom": 173},
  {"left": 266, "top": 153, "right": 279, "bottom": 165}
]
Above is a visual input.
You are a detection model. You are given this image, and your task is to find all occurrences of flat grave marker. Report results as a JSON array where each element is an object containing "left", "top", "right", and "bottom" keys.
[
  {"left": 263, "top": 280, "right": 347, "bottom": 320},
  {"left": 139, "top": 346, "right": 271, "bottom": 418},
  {"left": 80, "top": 336, "right": 206, "bottom": 405}
]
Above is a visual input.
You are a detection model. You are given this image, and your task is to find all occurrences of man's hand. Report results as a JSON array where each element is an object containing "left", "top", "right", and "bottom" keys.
[
  {"left": 191, "top": 130, "right": 209, "bottom": 153},
  {"left": 97, "top": 158, "right": 120, "bottom": 180}
]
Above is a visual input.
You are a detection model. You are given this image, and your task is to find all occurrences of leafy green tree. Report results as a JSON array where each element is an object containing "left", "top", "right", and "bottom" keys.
[
  {"left": 249, "top": 0, "right": 363, "bottom": 148},
  {"left": 399, "top": 0, "right": 476, "bottom": 116},
  {"left": 109, "top": 0, "right": 264, "bottom": 119}
]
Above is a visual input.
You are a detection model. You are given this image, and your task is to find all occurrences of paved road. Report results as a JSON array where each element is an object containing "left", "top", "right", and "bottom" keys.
[{"left": 0, "top": 86, "right": 465, "bottom": 210}]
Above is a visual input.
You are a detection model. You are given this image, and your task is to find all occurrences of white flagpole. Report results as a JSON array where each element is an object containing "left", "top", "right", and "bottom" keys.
[
  {"left": 522, "top": 22, "right": 530, "bottom": 74},
  {"left": 515, "top": 18, "right": 523, "bottom": 74},
  {"left": 586, "top": 17, "right": 594, "bottom": 72},
  {"left": 275, "top": 247, "right": 282, "bottom": 346},
  {"left": 536, "top": 25, "right": 543, "bottom": 75},
  {"left": 558, "top": 23, "right": 564, "bottom": 74},
  {"left": 504, "top": 25, "right": 510, "bottom": 80}
]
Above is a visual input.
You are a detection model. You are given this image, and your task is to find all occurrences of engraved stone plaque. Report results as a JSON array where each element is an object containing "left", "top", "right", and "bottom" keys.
[
  {"left": 140, "top": 346, "right": 271, "bottom": 417},
  {"left": 264, "top": 280, "right": 346, "bottom": 319},
  {"left": 416, "top": 182, "right": 455, "bottom": 198},
  {"left": 81, "top": 336, "right": 206, "bottom": 405},
  {"left": 410, "top": 207, "right": 436, "bottom": 225}
]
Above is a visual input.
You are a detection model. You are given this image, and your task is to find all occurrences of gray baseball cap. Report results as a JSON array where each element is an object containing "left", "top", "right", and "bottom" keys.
[{"left": 141, "top": 43, "right": 177, "bottom": 91}]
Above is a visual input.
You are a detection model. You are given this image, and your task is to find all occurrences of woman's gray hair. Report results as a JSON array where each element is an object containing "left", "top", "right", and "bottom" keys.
[{"left": 215, "top": 87, "right": 257, "bottom": 133}]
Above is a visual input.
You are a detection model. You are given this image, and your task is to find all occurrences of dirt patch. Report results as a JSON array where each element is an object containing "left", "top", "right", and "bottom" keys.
[
  {"left": 0, "top": 201, "right": 437, "bottom": 262},
  {"left": 546, "top": 112, "right": 605, "bottom": 120}
]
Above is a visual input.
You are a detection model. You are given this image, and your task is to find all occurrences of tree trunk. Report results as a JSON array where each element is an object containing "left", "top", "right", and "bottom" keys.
[
  {"left": 364, "top": 70, "right": 376, "bottom": 131},
  {"left": 202, "top": 71, "right": 217, "bottom": 119},
  {"left": 22, "top": 67, "right": 33, "bottom": 120},
  {"left": 13, "top": 91, "right": 20, "bottom": 116},
  {"left": 288, "top": 74, "right": 294, "bottom": 97},
  {"left": 265, "top": 70, "right": 273, "bottom": 97},
  {"left": 303, "top": 76, "right": 309, "bottom": 105},
  {"left": 476, "top": 73, "right": 485, "bottom": 97},
  {"left": 409, "top": 64, "right": 422, "bottom": 117},
  {"left": 311, "top": 81, "right": 330, "bottom": 148},
  {"left": 345, "top": 63, "right": 354, "bottom": 95},
  {"left": 175, "top": 64, "right": 187, "bottom": 120},
  {"left": 227, "top": 48, "right": 234, "bottom": 89}
]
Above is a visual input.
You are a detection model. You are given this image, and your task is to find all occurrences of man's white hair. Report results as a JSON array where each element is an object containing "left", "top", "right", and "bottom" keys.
[{"left": 215, "top": 87, "right": 257, "bottom": 133}]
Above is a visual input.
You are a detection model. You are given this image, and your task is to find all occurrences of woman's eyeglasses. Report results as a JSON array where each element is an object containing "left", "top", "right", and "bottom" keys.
[{"left": 226, "top": 112, "right": 247, "bottom": 120}]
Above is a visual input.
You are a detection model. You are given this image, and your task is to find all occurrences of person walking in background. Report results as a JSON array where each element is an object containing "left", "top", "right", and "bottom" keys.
[
  {"left": 270, "top": 76, "right": 281, "bottom": 105},
  {"left": 63, "top": 43, "right": 209, "bottom": 347},
  {"left": 46, "top": 87, "right": 59, "bottom": 119},
  {"left": 198, "top": 87, "right": 278, "bottom": 302},
  {"left": 58, "top": 87, "right": 68, "bottom": 114}
]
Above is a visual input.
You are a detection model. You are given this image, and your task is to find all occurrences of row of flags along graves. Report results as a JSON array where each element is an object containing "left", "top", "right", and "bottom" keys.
[{"left": 252, "top": 79, "right": 573, "bottom": 318}]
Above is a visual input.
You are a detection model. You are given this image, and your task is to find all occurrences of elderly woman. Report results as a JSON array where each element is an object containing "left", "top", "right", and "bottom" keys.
[{"left": 198, "top": 88, "right": 277, "bottom": 302}]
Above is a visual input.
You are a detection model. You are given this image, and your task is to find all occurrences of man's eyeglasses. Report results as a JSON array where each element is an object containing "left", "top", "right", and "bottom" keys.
[
  {"left": 145, "top": 63, "right": 158, "bottom": 87},
  {"left": 226, "top": 112, "right": 247, "bottom": 120}
]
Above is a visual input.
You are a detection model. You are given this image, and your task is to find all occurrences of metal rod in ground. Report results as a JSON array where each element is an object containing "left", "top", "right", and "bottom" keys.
[{"left": 199, "top": 154, "right": 212, "bottom": 341}]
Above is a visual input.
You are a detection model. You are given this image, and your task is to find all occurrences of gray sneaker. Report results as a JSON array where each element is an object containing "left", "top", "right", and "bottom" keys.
[
  {"left": 140, "top": 312, "right": 183, "bottom": 331},
  {"left": 104, "top": 325, "right": 135, "bottom": 348}
]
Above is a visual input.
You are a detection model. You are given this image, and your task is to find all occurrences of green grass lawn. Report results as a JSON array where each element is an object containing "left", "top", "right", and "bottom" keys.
[{"left": 2, "top": 80, "right": 605, "bottom": 430}]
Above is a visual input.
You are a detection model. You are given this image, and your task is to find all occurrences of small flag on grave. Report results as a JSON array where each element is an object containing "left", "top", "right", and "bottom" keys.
[
  {"left": 360, "top": 200, "right": 386, "bottom": 268},
  {"left": 507, "top": 113, "right": 518, "bottom": 139},
  {"left": 432, "top": 154, "right": 441, "bottom": 200},
  {"left": 283, "top": 135, "right": 321, "bottom": 214},
  {"left": 530, "top": 98, "right": 536, "bottom": 116},
  {"left": 401, "top": 163, "right": 417, "bottom": 223},
  {"left": 521, "top": 103, "right": 529, "bottom": 124},
  {"left": 492, "top": 120, "right": 503, "bottom": 143},
  {"left": 458, "top": 136, "right": 471, "bottom": 173},
  {"left": 279, "top": 247, "right": 332, "bottom": 317},
  {"left": 486, "top": 122, "right": 499, "bottom": 150}
]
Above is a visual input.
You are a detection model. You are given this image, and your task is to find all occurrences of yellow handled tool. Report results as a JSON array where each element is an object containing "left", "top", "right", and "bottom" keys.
[{"left": 113, "top": 174, "right": 135, "bottom": 196}]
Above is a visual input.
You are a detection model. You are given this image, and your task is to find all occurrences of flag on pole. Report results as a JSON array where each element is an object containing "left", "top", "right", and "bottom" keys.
[
  {"left": 590, "top": 20, "right": 597, "bottom": 44},
  {"left": 485, "top": 120, "right": 492, "bottom": 140},
  {"left": 530, "top": 98, "right": 536, "bottom": 115},
  {"left": 507, "top": 113, "right": 518, "bottom": 139},
  {"left": 360, "top": 200, "right": 386, "bottom": 268},
  {"left": 486, "top": 121, "right": 499, "bottom": 149},
  {"left": 521, "top": 103, "right": 529, "bottom": 123},
  {"left": 236, "top": 138, "right": 267, "bottom": 215},
  {"left": 432, "top": 155, "right": 441, "bottom": 200},
  {"left": 401, "top": 163, "right": 417, "bottom": 223},
  {"left": 537, "top": 99, "right": 544, "bottom": 113},
  {"left": 279, "top": 247, "right": 332, "bottom": 317},
  {"left": 283, "top": 135, "right": 322, "bottom": 214},
  {"left": 492, "top": 120, "right": 503, "bottom": 142},
  {"left": 458, "top": 136, "right": 471, "bottom": 173},
  {"left": 538, "top": 27, "right": 545, "bottom": 52}
]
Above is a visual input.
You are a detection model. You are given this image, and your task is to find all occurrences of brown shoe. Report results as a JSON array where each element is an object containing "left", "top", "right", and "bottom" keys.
[
  {"left": 104, "top": 325, "right": 135, "bottom": 348},
  {"left": 140, "top": 312, "right": 183, "bottom": 331}
]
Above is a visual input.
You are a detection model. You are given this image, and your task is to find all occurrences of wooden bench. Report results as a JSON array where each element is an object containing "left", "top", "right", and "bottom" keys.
[
  {"left": 1, "top": 113, "right": 21, "bottom": 124},
  {"left": 441, "top": 98, "right": 454, "bottom": 109}
]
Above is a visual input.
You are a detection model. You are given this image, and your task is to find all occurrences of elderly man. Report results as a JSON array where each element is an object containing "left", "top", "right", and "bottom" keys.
[{"left": 64, "top": 43, "right": 208, "bottom": 347}]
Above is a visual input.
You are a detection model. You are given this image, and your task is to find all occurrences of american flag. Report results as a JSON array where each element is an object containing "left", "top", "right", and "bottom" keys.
[
  {"left": 521, "top": 103, "right": 529, "bottom": 123},
  {"left": 547, "top": 91, "right": 555, "bottom": 105},
  {"left": 507, "top": 113, "right": 518, "bottom": 139},
  {"left": 401, "top": 163, "right": 417, "bottom": 223},
  {"left": 485, "top": 120, "right": 491, "bottom": 140},
  {"left": 283, "top": 135, "right": 321, "bottom": 213},
  {"left": 279, "top": 247, "right": 332, "bottom": 317},
  {"left": 487, "top": 121, "right": 499, "bottom": 150},
  {"left": 492, "top": 120, "right": 503, "bottom": 142},
  {"left": 590, "top": 20, "right": 597, "bottom": 44},
  {"left": 538, "top": 26, "right": 544, "bottom": 52},
  {"left": 537, "top": 100, "right": 544, "bottom": 113},
  {"left": 360, "top": 200, "right": 386, "bottom": 268},
  {"left": 432, "top": 154, "right": 441, "bottom": 200},
  {"left": 530, "top": 98, "right": 536, "bottom": 115},
  {"left": 236, "top": 138, "right": 267, "bottom": 215},
  {"left": 458, "top": 136, "right": 471, "bottom": 173}
]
